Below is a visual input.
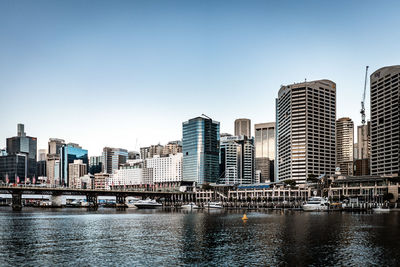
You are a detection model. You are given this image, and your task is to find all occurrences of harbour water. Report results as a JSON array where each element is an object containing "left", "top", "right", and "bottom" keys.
[{"left": 0, "top": 207, "right": 399, "bottom": 266}]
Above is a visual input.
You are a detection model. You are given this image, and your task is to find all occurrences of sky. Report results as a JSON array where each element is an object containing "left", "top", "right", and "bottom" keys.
[{"left": 1, "top": 0, "right": 400, "bottom": 156}]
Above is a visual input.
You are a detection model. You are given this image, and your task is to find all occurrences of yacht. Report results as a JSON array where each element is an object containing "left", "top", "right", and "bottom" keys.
[
  {"left": 181, "top": 202, "right": 199, "bottom": 209},
  {"left": 126, "top": 197, "right": 140, "bottom": 208},
  {"left": 134, "top": 199, "right": 162, "bottom": 209},
  {"left": 206, "top": 202, "right": 223, "bottom": 209},
  {"left": 302, "top": 197, "right": 329, "bottom": 211}
]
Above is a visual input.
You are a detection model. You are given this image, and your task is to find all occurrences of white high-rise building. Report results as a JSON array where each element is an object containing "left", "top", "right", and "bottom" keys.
[
  {"left": 109, "top": 166, "right": 144, "bottom": 187},
  {"left": 370, "top": 65, "right": 400, "bottom": 176},
  {"left": 68, "top": 160, "right": 87, "bottom": 188},
  {"left": 277, "top": 79, "right": 336, "bottom": 183}
]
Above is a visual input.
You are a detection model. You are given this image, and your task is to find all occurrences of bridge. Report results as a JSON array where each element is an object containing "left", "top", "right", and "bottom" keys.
[{"left": 0, "top": 186, "right": 195, "bottom": 211}]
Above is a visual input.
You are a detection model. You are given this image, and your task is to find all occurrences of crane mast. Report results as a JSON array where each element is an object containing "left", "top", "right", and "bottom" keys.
[{"left": 361, "top": 66, "right": 369, "bottom": 125}]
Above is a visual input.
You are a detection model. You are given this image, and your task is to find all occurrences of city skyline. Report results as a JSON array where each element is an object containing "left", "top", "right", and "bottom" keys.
[{"left": 2, "top": 0, "right": 400, "bottom": 155}]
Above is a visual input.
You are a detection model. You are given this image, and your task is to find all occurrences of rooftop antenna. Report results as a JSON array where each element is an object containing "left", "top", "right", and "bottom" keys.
[
  {"left": 361, "top": 66, "right": 369, "bottom": 125},
  {"left": 201, "top": 114, "right": 212, "bottom": 120}
]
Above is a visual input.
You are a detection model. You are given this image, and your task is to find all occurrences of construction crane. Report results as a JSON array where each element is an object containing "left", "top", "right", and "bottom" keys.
[{"left": 361, "top": 66, "right": 369, "bottom": 125}]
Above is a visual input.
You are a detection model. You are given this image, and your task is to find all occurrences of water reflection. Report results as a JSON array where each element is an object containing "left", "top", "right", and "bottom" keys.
[{"left": 0, "top": 208, "right": 399, "bottom": 266}]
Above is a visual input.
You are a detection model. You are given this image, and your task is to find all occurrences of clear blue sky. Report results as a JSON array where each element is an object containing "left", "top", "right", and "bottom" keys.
[{"left": 1, "top": 0, "right": 399, "bottom": 155}]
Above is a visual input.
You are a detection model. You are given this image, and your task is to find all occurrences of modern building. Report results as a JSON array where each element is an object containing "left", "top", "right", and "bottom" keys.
[
  {"left": 48, "top": 138, "right": 65, "bottom": 155},
  {"left": 102, "top": 147, "right": 128, "bottom": 174},
  {"left": 219, "top": 136, "right": 255, "bottom": 184},
  {"left": 140, "top": 144, "right": 163, "bottom": 159},
  {"left": 182, "top": 116, "right": 220, "bottom": 185},
  {"left": 36, "top": 149, "right": 47, "bottom": 177},
  {"left": 0, "top": 154, "right": 27, "bottom": 183},
  {"left": 145, "top": 153, "right": 183, "bottom": 184},
  {"left": 77, "top": 174, "right": 93, "bottom": 189},
  {"left": 336, "top": 117, "right": 354, "bottom": 175},
  {"left": 46, "top": 156, "right": 60, "bottom": 185},
  {"left": 277, "top": 80, "right": 336, "bottom": 183},
  {"left": 60, "top": 143, "right": 88, "bottom": 186},
  {"left": 89, "top": 156, "right": 103, "bottom": 174},
  {"left": 234, "top": 118, "right": 251, "bottom": 137},
  {"left": 68, "top": 160, "right": 88, "bottom": 188},
  {"left": 128, "top": 151, "right": 140, "bottom": 160},
  {"left": 254, "top": 122, "right": 276, "bottom": 182},
  {"left": 370, "top": 65, "right": 400, "bottom": 177},
  {"left": 6, "top": 124, "right": 37, "bottom": 179},
  {"left": 162, "top": 141, "right": 182, "bottom": 156},
  {"left": 110, "top": 166, "right": 144, "bottom": 187}
]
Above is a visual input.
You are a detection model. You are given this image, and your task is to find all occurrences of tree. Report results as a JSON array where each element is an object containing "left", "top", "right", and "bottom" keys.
[{"left": 307, "top": 174, "right": 319, "bottom": 184}]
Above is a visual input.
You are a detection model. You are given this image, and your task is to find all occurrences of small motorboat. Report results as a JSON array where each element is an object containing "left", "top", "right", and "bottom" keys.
[
  {"left": 302, "top": 197, "right": 329, "bottom": 211},
  {"left": 181, "top": 202, "right": 199, "bottom": 209},
  {"left": 373, "top": 206, "right": 391, "bottom": 212},
  {"left": 134, "top": 199, "right": 162, "bottom": 209},
  {"left": 206, "top": 202, "right": 223, "bottom": 209}
]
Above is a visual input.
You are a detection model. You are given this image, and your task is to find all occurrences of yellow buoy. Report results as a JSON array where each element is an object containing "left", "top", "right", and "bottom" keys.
[{"left": 242, "top": 214, "right": 248, "bottom": 220}]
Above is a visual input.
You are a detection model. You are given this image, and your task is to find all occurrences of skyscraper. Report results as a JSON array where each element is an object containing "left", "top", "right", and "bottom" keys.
[
  {"left": 277, "top": 80, "right": 336, "bottom": 183},
  {"left": 5, "top": 124, "right": 37, "bottom": 180},
  {"left": 182, "top": 116, "right": 220, "bottom": 185},
  {"left": 89, "top": 156, "right": 103, "bottom": 174},
  {"left": 234, "top": 118, "right": 251, "bottom": 137},
  {"left": 60, "top": 143, "right": 88, "bottom": 186},
  {"left": 102, "top": 147, "right": 128, "bottom": 174},
  {"left": 370, "top": 65, "right": 400, "bottom": 177},
  {"left": 68, "top": 159, "right": 88, "bottom": 188},
  {"left": 354, "top": 122, "right": 371, "bottom": 176},
  {"left": 254, "top": 122, "right": 275, "bottom": 182},
  {"left": 336, "top": 117, "right": 354, "bottom": 175},
  {"left": 46, "top": 138, "right": 65, "bottom": 185}
]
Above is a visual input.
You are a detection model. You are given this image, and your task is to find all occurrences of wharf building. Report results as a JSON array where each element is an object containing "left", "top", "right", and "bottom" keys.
[
  {"left": 234, "top": 118, "right": 251, "bottom": 137},
  {"left": 182, "top": 116, "right": 220, "bottom": 185},
  {"left": 336, "top": 117, "right": 354, "bottom": 175},
  {"left": 102, "top": 147, "right": 128, "bottom": 174},
  {"left": 219, "top": 136, "right": 255, "bottom": 185},
  {"left": 0, "top": 124, "right": 37, "bottom": 183},
  {"left": 254, "top": 122, "right": 275, "bottom": 183},
  {"left": 60, "top": 143, "right": 88, "bottom": 186},
  {"left": 277, "top": 80, "right": 336, "bottom": 183},
  {"left": 370, "top": 65, "right": 400, "bottom": 177},
  {"left": 354, "top": 122, "right": 371, "bottom": 175}
]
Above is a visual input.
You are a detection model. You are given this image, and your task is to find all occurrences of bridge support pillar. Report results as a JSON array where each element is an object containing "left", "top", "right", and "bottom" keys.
[
  {"left": 116, "top": 195, "right": 127, "bottom": 208},
  {"left": 12, "top": 193, "right": 22, "bottom": 211},
  {"left": 51, "top": 195, "right": 63, "bottom": 207},
  {"left": 86, "top": 194, "right": 98, "bottom": 211}
]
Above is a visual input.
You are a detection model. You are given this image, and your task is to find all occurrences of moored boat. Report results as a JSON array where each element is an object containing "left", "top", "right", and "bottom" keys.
[
  {"left": 302, "top": 197, "right": 329, "bottom": 211},
  {"left": 373, "top": 206, "right": 391, "bottom": 212},
  {"left": 181, "top": 202, "right": 199, "bottom": 209},
  {"left": 134, "top": 199, "right": 162, "bottom": 209},
  {"left": 206, "top": 202, "right": 223, "bottom": 209}
]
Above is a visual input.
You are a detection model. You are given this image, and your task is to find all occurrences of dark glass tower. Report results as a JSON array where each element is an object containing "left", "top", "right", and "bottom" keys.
[
  {"left": 182, "top": 116, "right": 220, "bottom": 185},
  {"left": 5, "top": 124, "right": 37, "bottom": 179}
]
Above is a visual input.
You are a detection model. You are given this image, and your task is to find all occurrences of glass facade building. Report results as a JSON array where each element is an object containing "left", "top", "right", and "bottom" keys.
[
  {"left": 60, "top": 144, "right": 88, "bottom": 186},
  {"left": 0, "top": 154, "right": 27, "bottom": 183},
  {"left": 182, "top": 116, "right": 220, "bottom": 185},
  {"left": 254, "top": 122, "right": 275, "bottom": 182}
]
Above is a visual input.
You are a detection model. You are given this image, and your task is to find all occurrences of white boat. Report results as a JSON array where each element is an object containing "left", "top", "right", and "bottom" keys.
[
  {"left": 127, "top": 197, "right": 140, "bottom": 208},
  {"left": 207, "top": 202, "right": 223, "bottom": 209},
  {"left": 181, "top": 202, "right": 199, "bottom": 209},
  {"left": 134, "top": 199, "right": 162, "bottom": 209},
  {"left": 373, "top": 206, "right": 391, "bottom": 212},
  {"left": 302, "top": 197, "right": 329, "bottom": 211}
]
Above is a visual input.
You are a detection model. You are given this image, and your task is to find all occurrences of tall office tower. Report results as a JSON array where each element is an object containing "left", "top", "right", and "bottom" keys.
[
  {"left": 220, "top": 136, "right": 255, "bottom": 184},
  {"left": 68, "top": 160, "right": 88, "bottom": 188},
  {"left": 36, "top": 149, "right": 47, "bottom": 178},
  {"left": 234, "top": 118, "right": 251, "bottom": 137},
  {"left": 102, "top": 147, "right": 128, "bottom": 174},
  {"left": 354, "top": 122, "right": 371, "bottom": 175},
  {"left": 370, "top": 66, "right": 400, "bottom": 177},
  {"left": 60, "top": 143, "right": 88, "bottom": 186},
  {"left": 162, "top": 141, "right": 182, "bottom": 156},
  {"left": 46, "top": 138, "right": 65, "bottom": 183},
  {"left": 254, "top": 122, "right": 275, "bottom": 182},
  {"left": 277, "top": 80, "right": 336, "bottom": 183},
  {"left": 182, "top": 116, "right": 220, "bottom": 185},
  {"left": 5, "top": 124, "right": 37, "bottom": 179},
  {"left": 336, "top": 117, "right": 354, "bottom": 175},
  {"left": 89, "top": 156, "right": 103, "bottom": 174}
]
